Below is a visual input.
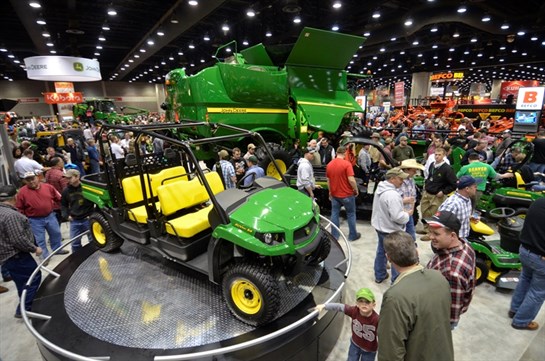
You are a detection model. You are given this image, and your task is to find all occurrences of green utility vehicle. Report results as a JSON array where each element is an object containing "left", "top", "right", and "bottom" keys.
[
  {"left": 73, "top": 98, "right": 148, "bottom": 124},
  {"left": 81, "top": 122, "right": 332, "bottom": 326},
  {"left": 162, "top": 27, "right": 367, "bottom": 177}
]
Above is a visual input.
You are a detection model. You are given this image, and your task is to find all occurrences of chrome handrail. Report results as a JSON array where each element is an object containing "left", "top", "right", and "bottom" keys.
[{"left": 21, "top": 220, "right": 351, "bottom": 361}]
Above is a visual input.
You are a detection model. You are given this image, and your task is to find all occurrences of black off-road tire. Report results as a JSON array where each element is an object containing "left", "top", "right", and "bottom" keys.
[
  {"left": 475, "top": 257, "right": 489, "bottom": 286},
  {"left": 309, "top": 230, "right": 332, "bottom": 265},
  {"left": 256, "top": 143, "right": 291, "bottom": 180},
  {"left": 89, "top": 212, "right": 124, "bottom": 252},
  {"left": 222, "top": 262, "right": 280, "bottom": 326}
]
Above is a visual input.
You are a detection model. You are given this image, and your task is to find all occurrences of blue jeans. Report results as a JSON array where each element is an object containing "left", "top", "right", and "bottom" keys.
[
  {"left": 528, "top": 162, "right": 545, "bottom": 181},
  {"left": 405, "top": 215, "right": 416, "bottom": 241},
  {"left": 374, "top": 231, "right": 399, "bottom": 283},
  {"left": 29, "top": 212, "right": 62, "bottom": 259},
  {"left": 330, "top": 195, "right": 358, "bottom": 240},
  {"left": 70, "top": 218, "right": 91, "bottom": 252},
  {"left": 1, "top": 264, "right": 10, "bottom": 280},
  {"left": 3, "top": 253, "right": 42, "bottom": 316},
  {"left": 510, "top": 245, "right": 545, "bottom": 327},
  {"left": 348, "top": 340, "right": 376, "bottom": 361}
]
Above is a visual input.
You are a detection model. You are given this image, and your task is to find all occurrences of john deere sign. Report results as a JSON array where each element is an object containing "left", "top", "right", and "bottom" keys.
[{"left": 24, "top": 56, "right": 101, "bottom": 81}]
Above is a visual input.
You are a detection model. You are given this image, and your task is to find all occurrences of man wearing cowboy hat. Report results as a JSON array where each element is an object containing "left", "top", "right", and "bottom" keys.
[{"left": 399, "top": 159, "right": 425, "bottom": 241}]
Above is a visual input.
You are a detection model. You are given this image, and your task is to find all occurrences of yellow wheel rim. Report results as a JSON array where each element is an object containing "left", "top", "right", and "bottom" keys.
[
  {"left": 266, "top": 160, "right": 287, "bottom": 180},
  {"left": 92, "top": 222, "right": 106, "bottom": 245},
  {"left": 230, "top": 279, "right": 262, "bottom": 315},
  {"left": 476, "top": 267, "right": 482, "bottom": 280}
]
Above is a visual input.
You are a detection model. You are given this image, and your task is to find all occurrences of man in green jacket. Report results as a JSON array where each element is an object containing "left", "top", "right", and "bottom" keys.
[{"left": 378, "top": 231, "right": 454, "bottom": 361}]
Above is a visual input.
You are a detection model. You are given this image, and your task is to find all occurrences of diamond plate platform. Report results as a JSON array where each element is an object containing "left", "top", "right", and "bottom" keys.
[
  {"left": 64, "top": 243, "right": 324, "bottom": 349},
  {"left": 29, "top": 238, "right": 348, "bottom": 360}
]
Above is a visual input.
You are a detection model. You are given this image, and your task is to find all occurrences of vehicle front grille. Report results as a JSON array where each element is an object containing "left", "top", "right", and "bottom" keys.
[{"left": 293, "top": 217, "right": 318, "bottom": 245}]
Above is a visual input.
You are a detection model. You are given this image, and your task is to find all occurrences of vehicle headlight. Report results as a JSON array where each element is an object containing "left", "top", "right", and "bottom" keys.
[{"left": 256, "top": 232, "right": 284, "bottom": 245}]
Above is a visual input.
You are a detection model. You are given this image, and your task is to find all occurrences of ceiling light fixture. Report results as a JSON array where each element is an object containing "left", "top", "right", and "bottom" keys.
[
  {"left": 430, "top": 26, "right": 438, "bottom": 32},
  {"left": 29, "top": 2, "right": 41, "bottom": 8},
  {"left": 293, "top": 15, "right": 301, "bottom": 24},
  {"left": 531, "top": 36, "right": 538, "bottom": 41},
  {"left": 36, "top": 17, "right": 46, "bottom": 25},
  {"left": 147, "top": 39, "right": 155, "bottom": 45},
  {"left": 157, "top": 29, "right": 165, "bottom": 36},
  {"left": 332, "top": 1, "right": 342, "bottom": 9},
  {"left": 517, "top": 31, "right": 525, "bottom": 36},
  {"left": 188, "top": 0, "right": 198, "bottom": 5},
  {"left": 188, "top": 43, "right": 195, "bottom": 49},
  {"left": 203, "top": 34, "right": 210, "bottom": 41},
  {"left": 265, "top": 30, "right": 272, "bottom": 37},
  {"left": 242, "top": 40, "right": 249, "bottom": 46},
  {"left": 102, "top": 23, "right": 110, "bottom": 31},
  {"left": 170, "top": 12, "right": 179, "bottom": 24},
  {"left": 107, "top": 6, "right": 117, "bottom": 16},
  {"left": 98, "top": 35, "right": 106, "bottom": 41},
  {"left": 501, "top": 23, "right": 510, "bottom": 30},
  {"left": 404, "top": 19, "right": 413, "bottom": 26},
  {"left": 332, "top": 25, "right": 339, "bottom": 31},
  {"left": 457, "top": 5, "right": 467, "bottom": 13},
  {"left": 372, "top": 11, "right": 381, "bottom": 19},
  {"left": 363, "top": 31, "right": 371, "bottom": 37},
  {"left": 246, "top": 9, "right": 255, "bottom": 17},
  {"left": 481, "top": 14, "right": 491, "bottom": 22},
  {"left": 222, "top": 23, "right": 230, "bottom": 31},
  {"left": 42, "top": 31, "right": 50, "bottom": 38},
  {"left": 453, "top": 32, "right": 460, "bottom": 38}
]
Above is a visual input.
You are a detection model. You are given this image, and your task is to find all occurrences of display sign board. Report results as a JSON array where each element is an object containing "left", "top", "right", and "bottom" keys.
[
  {"left": 456, "top": 104, "right": 516, "bottom": 120},
  {"left": 24, "top": 56, "right": 101, "bottom": 81},
  {"left": 394, "top": 82, "right": 404, "bottom": 107},
  {"left": 429, "top": 71, "right": 464, "bottom": 82},
  {"left": 355, "top": 96, "right": 366, "bottom": 111},
  {"left": 515, "top": 87, "right": 545, "bottom": 110},
  {"left": 44, "top": 92, "right": 83, "bottom": 104},
  {"left": 500, "top": 80, "right": 540, "bottom": 100}
]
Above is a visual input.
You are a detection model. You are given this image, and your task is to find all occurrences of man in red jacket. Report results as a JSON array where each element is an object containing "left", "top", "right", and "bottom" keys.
[{"left": 16, "top": 172, "right": 68, "bottom": 261}]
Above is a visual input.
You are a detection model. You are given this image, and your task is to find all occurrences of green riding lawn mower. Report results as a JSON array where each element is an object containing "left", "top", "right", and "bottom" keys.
[{"left": 468, "top": 207, "right": 525, "bottom": 289}]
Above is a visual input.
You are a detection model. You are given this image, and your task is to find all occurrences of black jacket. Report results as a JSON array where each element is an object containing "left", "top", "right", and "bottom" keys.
[
  {"left": 424, "top": 162, "right": 457, "bottom": 195},
  {"left": 61, "top": 184, "right": 94, "bottom": 220}
]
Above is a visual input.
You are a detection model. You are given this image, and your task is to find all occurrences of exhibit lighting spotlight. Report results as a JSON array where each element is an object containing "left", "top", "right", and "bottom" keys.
[{"left": 332, "top": 1, "right": 342, "bottom": 9}]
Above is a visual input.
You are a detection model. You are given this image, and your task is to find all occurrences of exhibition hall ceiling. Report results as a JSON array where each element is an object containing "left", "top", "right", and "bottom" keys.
[{"left": 2, "top": 0, "right": 545, "bottom": 90}]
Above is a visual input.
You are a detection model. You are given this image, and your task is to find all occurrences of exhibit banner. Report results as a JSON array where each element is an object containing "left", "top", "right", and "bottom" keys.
[
  {"left": 429, "top": 71, "right": 464, "bottom": 82},
  {"left": 394, "top": 82, "right": 404, "bottom": 107},
  {"left": 54, "top": 81, "right": 77, "bottom": 119},
  {"left": 516, "top": 87, "right": 545, "bottom": 110},
  {"left": 24, "top": 56, "right": 101, "bottom": 81},
  {"left": 500, "top": 80, "right": 539, "bottom": 100},
  {"left": 44, "top": 92, "right": 83, "bottom": 104},
  {"left": 355, "top": 96, "right": 367, "bottom": 111}
]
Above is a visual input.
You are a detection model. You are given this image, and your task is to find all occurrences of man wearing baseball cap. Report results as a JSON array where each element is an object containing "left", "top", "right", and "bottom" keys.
[
  {"left": 313, "top": 287, "right": 379, "bottom": 361},
  {"left": 61, "top": 169, "right": 95, "bottom": 253},
  {"left": 399, "top": 159, "right": 425, "bottom": 240},
  {"left": 435, "top": 175, "right": 481, "bottom": 240},
  {"left": 372, "top": 167, "right": 411, "bottom": 283},
  {"left": 16, "top": 172, "right": 65, "bottom": 261},
  {"left": 213, "top": 149, "right": 237, "bottom": 189},
  {"left": 424, "top": 210, "right": 476, "bottom": 329}
]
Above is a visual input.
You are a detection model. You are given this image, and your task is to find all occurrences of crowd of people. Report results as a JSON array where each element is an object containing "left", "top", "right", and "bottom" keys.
[{"left": 2, "top": 114, "right": 545, "bottom": 360}]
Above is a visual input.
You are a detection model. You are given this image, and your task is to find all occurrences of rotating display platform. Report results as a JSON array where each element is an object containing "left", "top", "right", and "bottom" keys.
[{"left": 27, "top": 237, "right": 348, "bottom": 361}]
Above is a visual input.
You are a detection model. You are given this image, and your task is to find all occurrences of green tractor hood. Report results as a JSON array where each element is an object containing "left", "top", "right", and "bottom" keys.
[{"left": 231, "top": 188, "right": 314, "bottom": 232}]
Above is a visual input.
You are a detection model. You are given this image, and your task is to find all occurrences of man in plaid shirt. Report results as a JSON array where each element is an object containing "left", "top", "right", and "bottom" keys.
[
  {"left": 437, "top": 175, "right": 481, "bottom": 240},
  {"left": 425, "top": 210, "right": 476, "bottom": 329}
]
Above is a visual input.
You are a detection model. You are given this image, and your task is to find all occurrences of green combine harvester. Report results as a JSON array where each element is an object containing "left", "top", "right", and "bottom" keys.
[{"left": 163, "top": 27, "right": 368, "bottom": 177}]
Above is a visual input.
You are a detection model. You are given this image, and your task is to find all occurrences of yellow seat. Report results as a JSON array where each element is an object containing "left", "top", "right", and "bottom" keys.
[
  {"left": 204, "top": 171, "right": 224, "bottom": 195},
  {"left": 127, "top": 203, "right": 161, "bottom": 223},
  {"left": 122, "top": 174, "right": 152, "bottom": 204},
  {"left": 152, "top": 166, "right": 188, "bottom": 188},
  {"left": 165, "top": 205, "right": 213, "bottom": 238},
  {"left": 157, "top": 177, "right": 214, "bottom": 238}
]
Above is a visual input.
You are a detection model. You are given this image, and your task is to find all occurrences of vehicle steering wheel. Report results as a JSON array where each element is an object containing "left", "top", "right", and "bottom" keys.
[{"left": 488, "top": 207, "right": 516, "bottom": 219}]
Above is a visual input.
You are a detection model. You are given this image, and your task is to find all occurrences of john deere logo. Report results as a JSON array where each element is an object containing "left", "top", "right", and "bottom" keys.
[{"left": 73, "top": 62, "right": 84, "bottom": 72}]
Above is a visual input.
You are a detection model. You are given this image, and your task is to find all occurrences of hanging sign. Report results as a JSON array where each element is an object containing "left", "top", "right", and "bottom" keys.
[
  {"left": 43, "top": 92, "right": 83, "bottom": 104},
  {"left": 24, "top": 56, "right": 101, "bottom": 81}
]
